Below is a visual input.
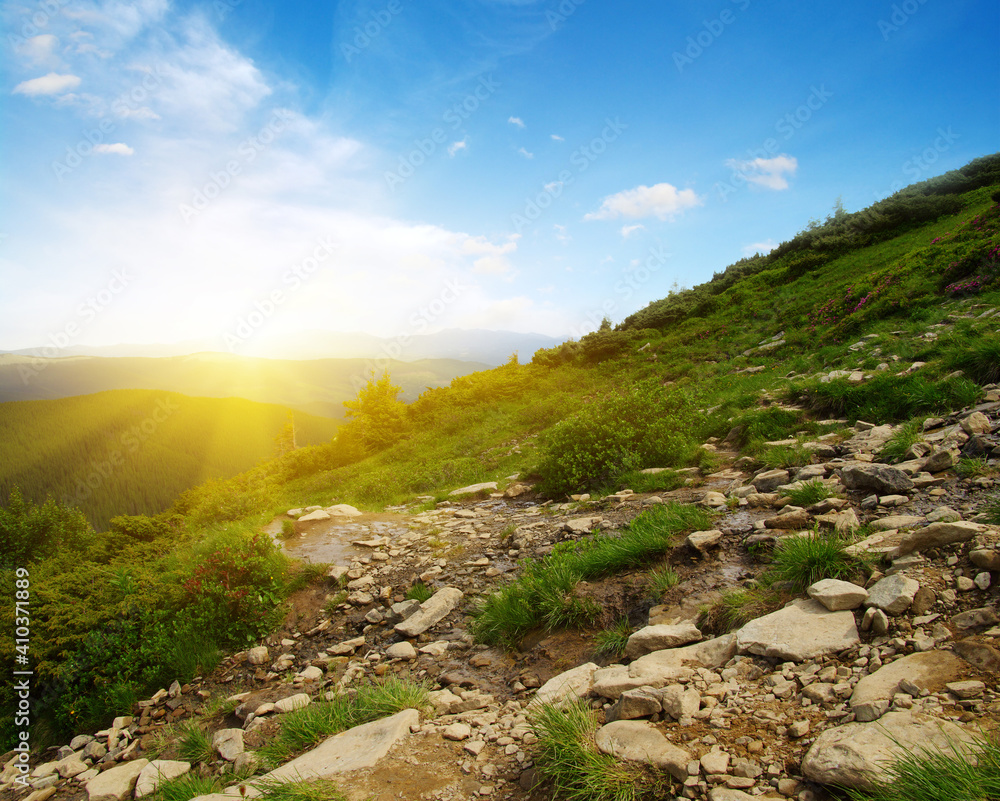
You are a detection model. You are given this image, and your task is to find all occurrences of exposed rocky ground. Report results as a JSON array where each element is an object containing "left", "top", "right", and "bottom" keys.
[{"left": 4, "top": 378, "right": 1000, "bottom": 801}]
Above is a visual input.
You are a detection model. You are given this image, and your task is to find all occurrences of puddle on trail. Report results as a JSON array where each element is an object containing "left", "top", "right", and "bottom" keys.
[{"left": 263, "top": 513, "right": 412, "bottom": 565}]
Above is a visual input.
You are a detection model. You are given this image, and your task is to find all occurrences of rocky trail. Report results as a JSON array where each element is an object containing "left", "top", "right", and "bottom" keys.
[{"left": 5, "top": 384, "right": 1000, "bottom": 801}]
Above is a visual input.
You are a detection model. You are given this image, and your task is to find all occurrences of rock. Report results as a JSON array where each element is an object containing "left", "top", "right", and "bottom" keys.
[
  {"left": 926, "top": 506, "right": 961, "bottom": 523},
  {"left": 624, "top": 623, "right": 702, "bottom": 660},
  {"left": 297, "top": 510, "right": 331, "bottom": 522},
  {"left": 975, "top": 572, "right": 992, "bottom": 590},
  {"left": 700, "top": 492, "right": 727, "bottom": 508},
  {"left": 961, "top": 411, "right": 992, "bottom": 436},
  {"left": 56, "top": 758, "right": 88, "bottom": 778},
  {"left": 736, "top": 599, "right": 859, "bottom": 662},
  {"left": 840, "top": 464, "right": 913, "bottom": 495},
  {"left": 956, "top": 576, "right": 976, "bottom": 592},
  {"left": 946, "top": 680, "right": 985, "bottom": 699},
  {"left": 687, "top": 529, "right": 724, "bottom": 552},
  {"left": 801, "top": 711, "right": 976, "bottom": 791},
  {"left": 892, "top": 521, "right": 984, "bottom": 557},
  {"left": 385, "top": 642, "right": 417, "bottom": 660},
  {"left": 449, "top": 482, "right": 498, "bottom": 497},
  {"left": 442, "top": 723, "right": 472, "bottom": 741},
  {"left": 394, "top": 587, "right": 463, "bottom": 637},
  {"left": 134, "top": 761, "right": 190, "bottom": 798},
  {"left": 252, "top": 709, "right": 420, "bottom": 786},
  {"left": 952, "top": 640, "right": 1000, "bottom": 671},
  {"left": 952, "top": 607, "right": 1000, "bottom": 629},
  {"left": 605, "top": 689, "right": 662, "bottom": 722},
  {"left": 298, "top": 665, "right": 323, "bottom": 681},
  {"left": 807, "top": 579, "right": 868, "bottom": 611},
  {"left": 274, "top": 693, "right": 311, "bottom": 714},
  {"left": 563, "top": 517, "right": 603, "bottom": 535},
  {"left": 326, "top": 504, "right": 363, "bottom": 517},
  {"left": 850, "top": 652, "right": 968, "bottom": 722},
  {"left": 658, "top": 685, "right": 701, "bottom": 723},
  {"left": 529, "top": 663, "right": 599, "bottom": 708},
  {"left": 921, "top": 448, "right": 958, "bottom": 473},
  {"left": 764, "top": 508, "right": 810, "bottom": 529},
  {"left": 971, "top": 549, "right": 1000, "bottom": 571},
  {"left": 595, "top": 720, "right": 690, "bottom": 781},
  {"left": 701, "top": 748, "right": 730, "bottom": 775},
  {"left": 85, "top": 759, "right": 150, "bottom": 801},
  {"left": 865, "top": 575, "right": 920, "bottom": 615},
  {"left": 628, "top": 635, "right": 737, "bottom": 686},
  {"left": 70, "top": 735, "right": 94, "bottom": 750},
  {"left": 212, "top": 729, "right": 244, "bottom": 762},
  {"left": 870, "top": 515, "right": 924, "bottom": 531},
  {"left": 247, "top": 646, "right": 269, "bottom": 665},
  {"left": 863, "top": 606, "right": 890, "bottom": 635},
  {"left": 752, "top": 470, "right": 790, "bottom": 493}
]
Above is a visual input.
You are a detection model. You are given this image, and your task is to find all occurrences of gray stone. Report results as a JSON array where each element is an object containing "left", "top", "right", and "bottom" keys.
[
  {"left": 386, "top": 642, "right": 417, "bottom": 660},
  {"left": 893, "top": 521, "right": 984, "bottom": 557},
  {"left": 701, "top": 748, "right": 730, "bottom": 775},
  {"left": 442, "top": 723, "right": 472, "bottom": 741},
  {"left": 628, "top": 635, "right": 737, "bottom": 686},
  {"left": 252, "top": 709, "right": 419, "bottom": 786},
  {"left": 212, "top": 729, "right": 244, "bottom": 762},
  {"left": 926, "top": 506, "right": 961, "bottom": 523},
  {"left": 921, "top": 448, "right": 958, "bottom": 473},
  {"left": 970, "top": 549, "right": 1000, "bottom": 571},
  {"left": 752, "top": 470, "right": 790, "bottom": 493},
  {"left": 563, "top": 517, "right": 604, "bottom": 535},
  {"left": 274, "top": 693, "right": 311, "bottom": 714},
  {"left": 801, "top": 711, "right": 976, "bottom": 791},
  {"left": 247, "top": 646, "right": 269, "bottom": 665},
  {"left": 134, "top": 761, "right": 191, "bottom": 798},
  {"left": 394, "top": 587, "right": 463, "bottom": 637},
  {"left": 605, "top": 689, "right": 662, "bottom": 722},
  {"left": 529, "top": 662, "right": 599, "bottom": 709},
  {"left": 687, "top": 529, "right": 723, "bottom": 551},
  {"left": 850, "top": 652, "right": 968, "bottom": 722},
  {"left": 946, "top": 680, "right": 985, "bottom": 699},
  {"left": 85, "top": 759, "right": 149, "bottom": 801},
  {"left": 865, "top": 574, "right": 920, "bottom": 615},
  {"left": 840, "top": 464, "right": 913, "bottom": 495},
  {"left": 657, "top": 684, "right": 701, "bottom": 723},
  {"left": 326, "top": 503, "right": 363, "bottom": 517},
  {"left": 807, "top": 579, "right": 868, "bottom": 611},
  {"left": 736, "top": 599, "right": 859, "bottom": 662},
  {"left": 861, "top": 607, "right": 890, "bottom": 636},
  {"left": 624, "top": 623, "right": 702, "bottom": 660},
  {"left": 448, "top": 482, "right": 498, "bottom": 497},
  {"left": 975, "top": 572, "right": 992, "bottom": 590},
  {"left": 870, "top": 515, "right": 925, "bottom": 531},
  {"left": 595, "top": 720, "right": 690, "bottom": 781},
  {"left": 961, "top": 411, "right": 992, "bottom": 436},
  {"left": 297, "top": 509, "right": 331, "bottom": 522},
  {"left": 700, "top": 492, "right": 727, "bottom": 508},
  {"left": 952, "top": 607, "right": 1000, "bottom": 629}
]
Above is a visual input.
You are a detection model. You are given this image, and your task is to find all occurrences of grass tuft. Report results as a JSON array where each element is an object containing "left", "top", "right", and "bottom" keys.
[
  {"left": 529, "top": 699, "right": 653, "bottom": 801},
  {"left": 255, "top": 779, "right": 349, "bottom": 801},
  {"left": 594, "top": 618, "right": 633, "bottom": 659},
  {"left": 149, "top": 773, "right": 225, "bottom": 801},
  {"left": 847, "top": 732, "right": 1000, "bottom": 801},
  {"left": 405, "top": 581, "right": 434, "bottom": 603},
  {"left": 879, "top": 418, "right": 925, "bottom": 464},
  {"left": 176, "top": 721, "right": 215, "bottom": 764},
  {"left": 957, "top": 457, "right": 996, "bottom": 479},
  {"left": 782, "top": 480, "right": 834, "bottom": 506},
  {"left": 646, "top": 566, "right": 679, "bottom": 598},
  {"left": 769, "top": 532, "right": 869, "bottom": 593},
  {"left": 983, "top": 495, "right": 1000, "bottom": 525},
  {"left": 700, "top": 584, "right": 786, "bottom": 633}
]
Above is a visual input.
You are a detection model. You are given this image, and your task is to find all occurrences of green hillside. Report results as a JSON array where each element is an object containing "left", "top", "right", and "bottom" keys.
[
  {"left": 0, "top": 354, "right": 489, "bottom": 419},
  {"left": 0, "top": 390, "right": 339, "bottom": 529},
  {"left": 1, "top": 154, "right": 997, "bottom": 754}
]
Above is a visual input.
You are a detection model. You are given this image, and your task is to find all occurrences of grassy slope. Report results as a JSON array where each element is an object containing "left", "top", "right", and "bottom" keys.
[{"left": 0, "top": 390, "right": 339, "bottom": 529}]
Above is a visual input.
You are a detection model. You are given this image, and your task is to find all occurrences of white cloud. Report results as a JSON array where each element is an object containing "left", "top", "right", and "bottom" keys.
[
  {"left": 448, "top": 138, "right": 467, "bottom": 157},
  {"left": 517, "top": 147, "right": 533, "bottom": 159},
  {"left": 19, "top": 35, "right": 61, "bottom": 68},
  {"left": 620, "top": 224, "right": 645, "bottom": 238},
  {"left": 550, "top": 133, "right": 564, "bottom": 141},
  {"left": 742, "top": 239, "right": 778, "bottom": 256},
  {"left": 553, "top": 224, "right": 570, "bottom": 243},
  {"left": 94, "top": 143, "right": 135, "bottom": 155},
  {"left": 726, "top": 154, "right": 798, "bottom": 190},
  {"left": 13, "top": 72, "right": 82, "bottom": 96},
  {"left": 585, "top": 183, "right": 703, "bottom": 221},
  {"left": 508, "top": 116, "right": 525, "bottom": 128}
]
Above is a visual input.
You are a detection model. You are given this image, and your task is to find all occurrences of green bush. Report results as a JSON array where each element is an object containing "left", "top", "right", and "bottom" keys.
[
  {"left": 535, "top": 382, "right": 699, "bottom": 495},
  {"left": 0, "top": 487, "right": 91, "bottom": 569}
]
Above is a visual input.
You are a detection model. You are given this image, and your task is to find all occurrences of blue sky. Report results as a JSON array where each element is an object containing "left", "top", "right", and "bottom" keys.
[{"left": 2, "top": 0, "right": 998, "bottom": 354}]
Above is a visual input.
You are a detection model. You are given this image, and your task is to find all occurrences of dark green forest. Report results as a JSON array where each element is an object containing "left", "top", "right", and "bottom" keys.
[{"left": 0, "top": 390, "right": 339, "bottom": 529}]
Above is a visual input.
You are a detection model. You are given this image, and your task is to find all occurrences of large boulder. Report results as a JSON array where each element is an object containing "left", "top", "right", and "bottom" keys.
[
  {"left": 529, "top": 662, "right": 599, "bottom": 709},
  {"left": 628, "top": 635, "right": 737, "bottom": 686},
  {"left": 865, "top": 574, "right": 920, "bottom": 615},
  {"left": 134, "top": 761, "right": 191, "bottom": 798},
  {"left": 801, "top": 711, "right": 976, "bottom": 790},
  {"left": 394, "top": 587, "right": 463, "bottom": 637},
  {"left": 840, "top": 464, "right": 913, "bottom": 495},
  {"left": 892, "top": 521, "right": 985, "bottom": 557},
  {"left": 86, "top": 760, "right": 150, "bottom": 801},
  {"left": 849, "top": 651, "right": 969, "bottom": 722},
  {"left": 448, "top": 482, "right": 498, "bottom": 497},
  {"left": 752, "top": 470, "right": 790, "bottom": 493},
  {"left": 595, "top": 720, "right": 690, "bottom": 781},
  {"left": 624, "top": 623, "right": 702, "bottom": 660},
  {"left": 807, "top": 579, "right": 868, "bottom": 611},
  {"left": 736, "top": 599, "right": 859, "bottom": 662}
]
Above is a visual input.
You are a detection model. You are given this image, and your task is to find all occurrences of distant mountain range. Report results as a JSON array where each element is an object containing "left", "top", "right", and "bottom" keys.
[
  {"left": 1, "top": 328, "right": 565, "bottom": 366},
  {"left": 0, "top": 353, "right": 490, "bottom": 419}
]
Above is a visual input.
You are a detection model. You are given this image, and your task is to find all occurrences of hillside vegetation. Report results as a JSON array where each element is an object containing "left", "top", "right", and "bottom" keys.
[
  {"left": 0, "top": 390, "right": 338, "bottom": 529},
  {"left": 1, "top": 153, "right": 998, "bottom": 758}
]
